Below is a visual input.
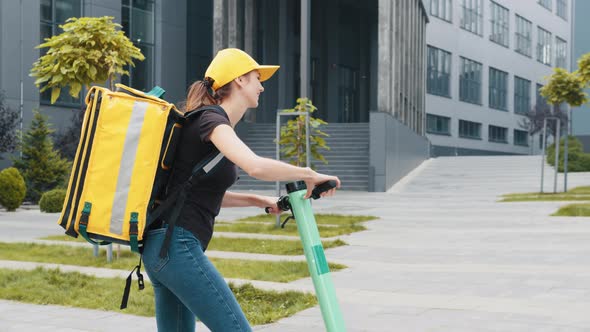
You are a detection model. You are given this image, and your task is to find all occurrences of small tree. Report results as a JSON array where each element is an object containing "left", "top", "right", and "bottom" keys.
[
  {"left": 279, "top": 98, "right": 329, "bottom": 168},
  {"left": 519, "top": 103, "right": 568, "bottom": 139},
  {"left": 30, "top": 16, "right": 144, "bottom": 103},
  {"left": 13, "top": 110, "right": 70, "bottom": 203},
  {"left": 0, "top": 90, "right": 19, "bottom": 159}
]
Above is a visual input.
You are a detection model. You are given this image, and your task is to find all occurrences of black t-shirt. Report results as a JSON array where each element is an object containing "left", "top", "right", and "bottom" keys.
[{"left": 167, "top": 108, "right": 238, "bottom": 250}]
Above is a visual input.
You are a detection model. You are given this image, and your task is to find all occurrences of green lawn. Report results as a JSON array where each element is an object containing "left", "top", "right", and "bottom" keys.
[
  {"left": 41, "top": 235, "right": 347, "bottom": 256},
  {"left": 0, "top": 267, "right": 317, "bottom": 325},
  {"left": 237, "top": 213, "right": 378, "bottom": 226},
  {"left": 207, "top": 237, "right": 347, "bottom": 255},
  {"left": 0, "top": 242, "right": 346, "bottom": 282},
  {"left": 215, "top": 221, "right": 366, "bottom": 237},
  {"left": 551, "top": 203, "right": 590, "bottom": 217},
  {"left": 500, "top": 186, "right": 590, "bottom": 202}
]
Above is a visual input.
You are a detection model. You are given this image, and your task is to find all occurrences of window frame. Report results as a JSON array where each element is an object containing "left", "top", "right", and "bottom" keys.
[
  {"left": 556, "top": 0, "right": 568, "bottom": 20},
  {"left": 489, "top": 1, "right": 509, "bottom": 48},
  {"left": 514, "top": 76, "right": 531, "bottom": 115},
  {"left": 427, "top": 45, "right": 452, "bottom": 97},
  {"left": 555, "top": 36, "right": 568, "bottom": 68},
  {"left": 459, "top": 119, "right": 482, "bottom": 140},
  {"left": 488, "top": 125, "right": 508, "bottom": 143},
  {"left": 538, "top": 0, "right": 552, "bottom": 11},
  {"left": 514, "top": 14, "right": 532, "bottom": 57},
  {"left": 488, "top": 67, "right": 508, "bottom": 111},
  {"left": 460, "top": 0, "right": 484, "bottom": 36},
  {"left": 121, "top": 0, "right": 156, "bottom": 92},
  {"left": 426, "top": 113, "right": 452, "bottom": 135},
  {"left": 459, "top": 56, "right": 483, "bottom": 105},
  {"left": 514, "top": 129, "right": 529, "bottom": 146},
  {"left": 536, "top": 26, "right": 552, "bottom": 66},
  {"left": 428, "top": 0, "right": 453, "bottom": 22}
]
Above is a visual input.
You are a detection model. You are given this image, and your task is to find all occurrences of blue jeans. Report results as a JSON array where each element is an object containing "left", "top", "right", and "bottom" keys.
[{"left": 142, "top": 226, "right": 252, "bottom": 332}]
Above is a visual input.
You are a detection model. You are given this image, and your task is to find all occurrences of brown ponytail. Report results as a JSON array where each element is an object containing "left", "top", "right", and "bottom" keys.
[{"left": 180, "top": 79, "right": 234, "bottom": 113}]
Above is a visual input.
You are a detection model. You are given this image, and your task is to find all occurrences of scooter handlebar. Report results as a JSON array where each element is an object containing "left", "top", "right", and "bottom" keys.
[
  {"left": 311, "top": 180, "right": 338, "bottom": 199},
  {"left": 265, "top": 180, "right": 337, "bottom": 213}
]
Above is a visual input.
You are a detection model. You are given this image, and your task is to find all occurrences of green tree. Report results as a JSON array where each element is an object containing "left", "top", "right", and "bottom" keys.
[
  {"left": 279, "top": 98, "right": 330, "bottom": 168},
  {"left": 540, "top": 53, "right": 590, "bottom": 106},
  {"left": 13, "top": 110, "right": 70, "bottom": 203},
  {"left": 30, "top": 16, "right": 144, "bottom": 104}
]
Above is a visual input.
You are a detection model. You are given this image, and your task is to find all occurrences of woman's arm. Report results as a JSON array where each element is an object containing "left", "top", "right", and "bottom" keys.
[
  {"left": 209, "top": 124, "right": 340, "bottom": 198},
  {"left": 221, "top": 191, "right": 281, "bottom": 214}
]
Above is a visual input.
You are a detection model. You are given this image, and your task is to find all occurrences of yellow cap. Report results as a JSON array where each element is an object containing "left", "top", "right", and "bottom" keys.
[{"left": 204, "top": 48, "right": 280, "bottom": 91}]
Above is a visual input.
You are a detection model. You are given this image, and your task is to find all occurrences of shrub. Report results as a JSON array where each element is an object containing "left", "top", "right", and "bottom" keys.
[
  {"left": 0, "top": 167, "right": 27, "bottom": 211},
  {"left": 39, "top": 189, "right": 66, "bottom": 213},
  {"left": 547, "top": 136, "right": 590, "bottom": 172}
]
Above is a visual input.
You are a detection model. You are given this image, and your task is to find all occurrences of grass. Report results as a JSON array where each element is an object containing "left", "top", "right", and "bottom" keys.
[
  {"left": 237, "top": 213, "right": 378, "bottom": 226},
  {"left": 0, "top": 267, "right": 317, "bottom": 325},
  {"left": 0, "top": 242, "right": 346, "bottom": 282},
  {"left": 41, "top": 235, "right": 348, "bottom": 256},
  {"left": 215, "top": 221, "right": 366, "bottom": 238},
  {"left": 207, "top": 237, "right": 347, "bottom": 255},
  {"left": 500, "top": 186, "right": 590, "bottom": 202},
  {"left": 551, "top": 203, "right": 590, "bottom": 217}
]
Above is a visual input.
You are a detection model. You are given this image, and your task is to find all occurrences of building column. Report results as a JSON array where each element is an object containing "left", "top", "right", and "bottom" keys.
[{"left": 377, "top": 0, "right": 393, "bottom": 114}]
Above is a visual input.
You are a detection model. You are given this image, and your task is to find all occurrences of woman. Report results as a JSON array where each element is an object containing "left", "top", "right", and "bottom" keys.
[{"left": 142, "top": 48, "right": 341, "bottom": 331}]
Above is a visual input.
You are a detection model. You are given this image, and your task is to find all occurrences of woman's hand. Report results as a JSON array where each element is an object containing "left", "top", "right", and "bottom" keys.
[
  {"left": 257, "top": 195, "right": 282, "bottom": 215},
  {"left": 302, "top": 169, "right": 341, "bottom": 199}
]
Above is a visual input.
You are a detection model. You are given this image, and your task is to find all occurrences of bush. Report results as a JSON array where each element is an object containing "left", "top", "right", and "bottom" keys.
[
  {"left": 547, "top": 136, "right": 590, "bottom": 172},
  {"left": 39, "top": 189, "right": 66, "bottom": 213},
  {"left": 0, "top": 167, "right": 27, "bottom": 211}
]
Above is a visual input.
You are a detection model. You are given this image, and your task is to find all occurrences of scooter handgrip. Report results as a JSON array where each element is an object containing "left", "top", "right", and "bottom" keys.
[{"left": 311, "top": 180, "right": 337, "bottom": 199}]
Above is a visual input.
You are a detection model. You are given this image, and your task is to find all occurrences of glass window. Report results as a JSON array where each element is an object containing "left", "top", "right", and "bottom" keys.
[
  {"left": 427, "top": 114, "right": 451, "bottom": 135},
  {"left": 538, "top": 0, "right": 552, "bottom": 11},
  {"left": 39, "top": 0, "right": 82, "bottom": 106},
  {"left": 428, "top": 0, "right": 453, "bottom": 22},
  {"left": 515, "top": 15, "right": 532, "bottom": 57},
  {"left": 514, "top": 76, "right": 531, "bottom": 115},
  {"left": 490, "top": 1, "right": 509, "bottom": 47},
  {"left": 489, "top": 67, "right": 508, "bottom": 111},
  {"left": 555, "top": 36, "right": 568, "bottom": 68},
  {"left": 537, "top": 26, "right": 552, "bottom": 66},
  {"left": 121, "top": 0, "right": 155, "bottom": 92},
  {"left": 489, "top": 125, "right": 508, "bottom": 143},
  {"left": 460, "top": 0, "right": 483, "bottom": 36},
  {"left": 557, "top": 0, "right": 568, "bottom": 20},
  {"left": 514, "top": 129, "right": 529, "bottom": 146},
  {"left": 427, "top": 45, "right": 452, "bottom": 97},
  {"left": 536, "top": 83, "right": 548, "bottom": 109},
  {"left": 459, "top": 57, "right": 482, "bottom": 105},
  {"left": 459, "top": 119, "right": 481, "bottom": 139}
]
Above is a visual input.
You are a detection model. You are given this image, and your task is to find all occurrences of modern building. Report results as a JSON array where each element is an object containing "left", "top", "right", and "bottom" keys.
[
  {"left": 570, "top": 0, "right": 590, "bottom": 150},
  {"left": 0, "top": 0, "right": 430, "bottom": 192},
  {"left": 424, "top": 0, "right": 572, "bottom": 156}
]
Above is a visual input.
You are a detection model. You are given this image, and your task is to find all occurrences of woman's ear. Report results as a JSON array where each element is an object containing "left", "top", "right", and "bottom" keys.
[{"left": 234, "top": 74, "right": 248, "bottom": 88}]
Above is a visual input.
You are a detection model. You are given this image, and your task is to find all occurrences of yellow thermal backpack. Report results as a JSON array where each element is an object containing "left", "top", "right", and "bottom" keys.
[{"left": 57, "top": 84, "right": 227, "bottom": 308}]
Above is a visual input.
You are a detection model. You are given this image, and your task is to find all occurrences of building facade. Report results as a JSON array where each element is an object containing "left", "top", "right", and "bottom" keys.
[
  {"left": 425, "top": 0, "right": 572, "bottom": 156},
  {"left": 0, "top": 0, "right": 429, "bottom": 191},
  {"left": 570, "top": 0, "right": 590, "bottom": 150}
]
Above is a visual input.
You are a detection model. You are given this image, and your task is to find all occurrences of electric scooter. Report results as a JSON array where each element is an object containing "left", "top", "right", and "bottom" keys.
[{"left": 267, "top": 180, "right": 346, "bottom": 332}]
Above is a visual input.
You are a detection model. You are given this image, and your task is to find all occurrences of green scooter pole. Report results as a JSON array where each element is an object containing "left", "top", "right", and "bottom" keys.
[{"left": 269, "top": 180, "right": 346, "bottom": 332}]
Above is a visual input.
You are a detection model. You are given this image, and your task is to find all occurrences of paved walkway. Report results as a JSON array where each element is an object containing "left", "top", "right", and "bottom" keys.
[{"left": 3, "top": 155, "right": 590, "bottom": 331}]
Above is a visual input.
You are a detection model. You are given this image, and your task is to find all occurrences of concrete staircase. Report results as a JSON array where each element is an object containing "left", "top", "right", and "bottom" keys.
[{"left": 233, "top": 122, "right": 370, "bottom": 191}]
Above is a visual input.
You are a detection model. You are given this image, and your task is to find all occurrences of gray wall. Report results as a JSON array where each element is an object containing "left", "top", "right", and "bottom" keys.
[{"left": 370, "top": 111, "right": 429, "bottom": 192}]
